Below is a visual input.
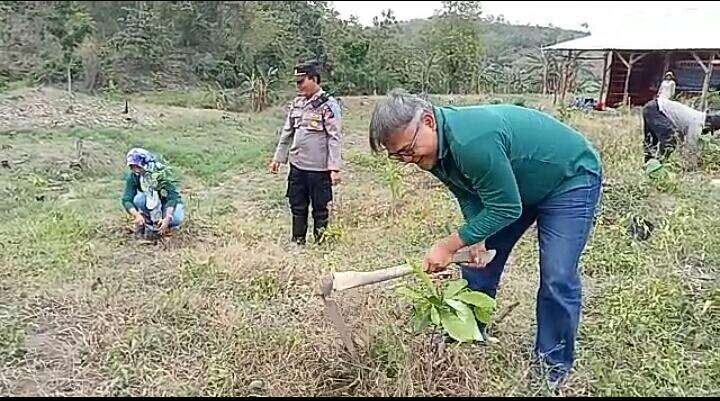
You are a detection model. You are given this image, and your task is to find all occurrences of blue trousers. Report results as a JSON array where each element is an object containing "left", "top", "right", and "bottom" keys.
[
  {"left": 460, "top": 172, "right": 602, "bottom": 380},
  {"left": 133, "top": 193, "right": 185, "bottom": 228}
]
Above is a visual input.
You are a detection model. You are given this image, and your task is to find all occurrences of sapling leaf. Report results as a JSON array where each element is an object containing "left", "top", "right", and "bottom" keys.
[
  {"left": 430, "top": 306, "right": 441, "bottom": 326},
  {"left": 443, "top": 279, "right": 468, "bottom": 299},
  {"left": 453, "top": 291, "right": 496, "bottom": 310},
  {"left": 445, "top": 299, "right": 475, "bottom": 322},
  {"left": 413, "top": 308, "right": 431, "bottom": 332},
  {"left": 408, "top": 259, "right": 437, "bottom": 298},
  {"left": 439, "top": 308, "right": 482, "bottom": 343},
  {"left": 474, "top": 305, "right": 494, "bottom": 325}
]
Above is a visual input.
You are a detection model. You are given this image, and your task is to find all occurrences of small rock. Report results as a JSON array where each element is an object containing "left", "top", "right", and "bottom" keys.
[
  {"left": 248, "top": 380, "right": 265, "bottom": 391},
  {"left": 1, "top": 160, "right": 9, "bottom": 168}
]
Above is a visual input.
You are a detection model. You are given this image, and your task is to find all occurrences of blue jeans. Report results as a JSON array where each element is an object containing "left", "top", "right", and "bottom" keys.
[
  {"left": 460, "top": 172, "right": 602, "bottom": 381},
  {"left": 133, "top": 193, "right": 185, "bottom": 228}
]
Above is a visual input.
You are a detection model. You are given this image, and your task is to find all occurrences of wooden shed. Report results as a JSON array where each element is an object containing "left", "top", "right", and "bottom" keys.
[{"left": 543, "top": 31, "right": 720, "bottom": 110}]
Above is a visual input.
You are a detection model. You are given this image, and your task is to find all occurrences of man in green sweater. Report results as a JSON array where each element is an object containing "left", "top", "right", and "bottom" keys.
[
  {"left": 369, "top": 90, "right": 603, "bottom": 385},
  {"left": 122, "top": 148, "right": 185, "bottom": 237}
]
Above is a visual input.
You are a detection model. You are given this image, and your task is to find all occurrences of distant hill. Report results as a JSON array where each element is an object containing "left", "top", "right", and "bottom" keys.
[{"left": 395, "top": 17, "right": 588, "bottom": 58}]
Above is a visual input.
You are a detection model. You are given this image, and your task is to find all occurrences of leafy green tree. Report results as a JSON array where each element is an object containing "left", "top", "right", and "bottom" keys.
[
  {"left": 36, "top": 1, "right": 94, "bottom": 94},
  {"left": 423, "top": 1, "right": 483, "bottom": 94}
]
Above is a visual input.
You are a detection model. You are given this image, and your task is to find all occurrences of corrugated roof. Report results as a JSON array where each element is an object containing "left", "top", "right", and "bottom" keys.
[{"left": 544, "top": 26, "right": 720, "bottom": 52}]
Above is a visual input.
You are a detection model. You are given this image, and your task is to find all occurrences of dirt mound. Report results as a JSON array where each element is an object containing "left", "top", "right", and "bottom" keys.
[{"left": 0, "top": 87, "right": 163, "bottom": 133}]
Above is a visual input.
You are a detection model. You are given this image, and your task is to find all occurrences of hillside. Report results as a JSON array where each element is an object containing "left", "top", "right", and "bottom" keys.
[
  {"left": 397, "top": 17, "right": 587, "bottom": 57},
  {"left": 0, "top": 1, "right": 591, "bottom": 100}
]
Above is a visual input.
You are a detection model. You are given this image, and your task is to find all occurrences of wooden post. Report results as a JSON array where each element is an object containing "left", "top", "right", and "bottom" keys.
[
  {"left": 568, "top": 51, "right": 583, "bottom": 96},
  {"left": 602, "top": 50, "right": 613, "bottom": 107},
  {"left": 553, "top": 67, "right": 561, "bottom": 106},
  {"left": 702, "top": 54, "right": 714, "bottom": 111},
  {"left": 559, "top": 61, "right": 565, "bottom": 104},
  {"left": 598, "top": 51, "right": 610, "bottom": 109},
  {"left": 617, "top": 52, "right": 647, "bottom": 106},
  {"left": 67, "top": 63, "right": 72, "bottom": 96},
  {"left": 560, "top": 50, "right": 574, "bottom": 105},
  {"left": 693, "top": 52, "right": 715, "bottom": 111},
  {"left": 616, "top": 52, "right": 632, "bottom": 105},
  {"left": 541, "top": 48, "right": 548, "bottom": 95}
]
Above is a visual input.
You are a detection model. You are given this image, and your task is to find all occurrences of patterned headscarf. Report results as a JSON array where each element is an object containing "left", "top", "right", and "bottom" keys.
[
  {"left": 126, "top": 147, "right": 164, "bottom": 173},
  {"left": 125, "top": 148, "right": 166, "bottom": 222}
]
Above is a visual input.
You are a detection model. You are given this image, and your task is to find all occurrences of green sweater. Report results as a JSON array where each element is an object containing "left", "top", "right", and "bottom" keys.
[
  {"left": 429, "top": 105, "right": 602, "bottom": 246},
  {"left": 121, "top": 171, "right": 182, "bottom": 213}
]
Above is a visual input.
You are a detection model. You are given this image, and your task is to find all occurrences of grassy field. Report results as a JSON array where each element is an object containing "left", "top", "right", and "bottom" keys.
[{"left": 1, "top": 87, "right": 720, "bottom": 396}]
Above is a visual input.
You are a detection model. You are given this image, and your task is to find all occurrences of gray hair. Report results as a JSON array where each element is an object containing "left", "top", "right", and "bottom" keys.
[{"left": 369, "top": 89, "right": 433, "bottom": 153}]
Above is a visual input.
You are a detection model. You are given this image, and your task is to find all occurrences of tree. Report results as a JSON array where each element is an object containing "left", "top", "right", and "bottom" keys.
[
  {"left": 41, "top": 1, "right": 94, "bottom": 95},
  {"left": 324, "top": 16, "right": 371, "bottom": 94},
  {"left": 366, "top": 9, "right": 406, "bottom": 94},
  {"left": 1, "top": 1, "right": 590, "bottom": 100},
  {"left": 440, "top": 1, "right": 482, "bottom": 19},
  {"left": 423, "top": 1, "right": 483, "bottom": 94},
  {"left": 107, "top": 4, "right": 174, "bottom": 91}
]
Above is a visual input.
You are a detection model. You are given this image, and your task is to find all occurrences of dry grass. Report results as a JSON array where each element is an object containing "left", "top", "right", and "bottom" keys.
[{"left": 1, "top": 89, "right": 719, "bottom": 396}]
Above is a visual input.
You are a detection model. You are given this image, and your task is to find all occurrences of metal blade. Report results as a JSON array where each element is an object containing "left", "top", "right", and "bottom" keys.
[{"left": 320, "top": 295, "right": 358, "bottom": 359}]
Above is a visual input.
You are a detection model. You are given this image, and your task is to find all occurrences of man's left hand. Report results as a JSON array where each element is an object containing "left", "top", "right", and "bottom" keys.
[{"left": 330, "top": 171, "right": 342, "bottom": 185}]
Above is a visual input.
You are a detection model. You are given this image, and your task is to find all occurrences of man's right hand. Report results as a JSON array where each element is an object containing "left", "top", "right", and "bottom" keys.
[
  {"left": 132, "top": 212, "right": 145, "bottom": 227},
  {"left": 268, "top": 160, "right": 281, "bottom": 174}
]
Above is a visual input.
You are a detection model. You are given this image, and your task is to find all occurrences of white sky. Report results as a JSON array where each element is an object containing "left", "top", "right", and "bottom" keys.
[{"left": 331, "top": 1, "right": 720, "bottom": 34}]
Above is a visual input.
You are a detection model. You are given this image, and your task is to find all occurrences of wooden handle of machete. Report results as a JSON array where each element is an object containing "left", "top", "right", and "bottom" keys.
[{"left": 330, "top": 248, "right": 496, "bottom": 293}]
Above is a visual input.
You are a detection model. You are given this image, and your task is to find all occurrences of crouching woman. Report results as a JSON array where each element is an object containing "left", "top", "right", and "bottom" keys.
[{"left": 122, "top": 148, "right": 185, "bottom": 237}]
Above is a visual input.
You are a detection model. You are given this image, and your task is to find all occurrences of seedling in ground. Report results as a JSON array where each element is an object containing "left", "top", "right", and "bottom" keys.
[
  {"left": 396, "top": 260, "right": 496, "bottom": 343},
  {"left": 384, "top": 156, "right": 403, "bottom": 216}
]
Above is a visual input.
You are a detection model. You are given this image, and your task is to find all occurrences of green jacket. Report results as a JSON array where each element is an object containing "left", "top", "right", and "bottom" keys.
[
  {"left": 121, "top": 171, "right": 182, "bottom": 212},
  {"left": 429, "top": 105, "right": 602, "bottom": 246}
]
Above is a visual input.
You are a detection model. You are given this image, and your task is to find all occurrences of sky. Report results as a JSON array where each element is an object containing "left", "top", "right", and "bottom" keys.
[{"left": 330, "top": 1, "right": 720, "bottom": 34}]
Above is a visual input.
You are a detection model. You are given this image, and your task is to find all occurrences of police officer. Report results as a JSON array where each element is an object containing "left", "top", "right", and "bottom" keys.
[{"left": 268, "top": 61, "right": 342, "bottom": 245}]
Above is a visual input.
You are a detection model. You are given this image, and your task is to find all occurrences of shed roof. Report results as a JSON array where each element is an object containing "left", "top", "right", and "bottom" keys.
[{"left": 544, "top": 26, "right": 720, "bottom": 52}]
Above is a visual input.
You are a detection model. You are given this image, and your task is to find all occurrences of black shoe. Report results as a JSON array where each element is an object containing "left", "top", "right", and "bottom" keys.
[
  {"left": 291, "top": 216, "right": 308, "bottom": 245},
  {"left": 313, "top": 218, "right": 328, "bottom": 244}
]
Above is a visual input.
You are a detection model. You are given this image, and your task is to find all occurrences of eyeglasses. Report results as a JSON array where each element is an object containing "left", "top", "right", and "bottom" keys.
[{"left": 387, "top": 113, "right": 423, "bottom": 160}]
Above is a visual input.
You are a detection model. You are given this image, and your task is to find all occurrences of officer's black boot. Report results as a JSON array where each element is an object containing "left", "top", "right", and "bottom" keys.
[
  {"left": 313, "top": 218, "right": 328, "bottom": 244},
  {"left": 291, "top": 215, "right": 308, "bottom": 245}
]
